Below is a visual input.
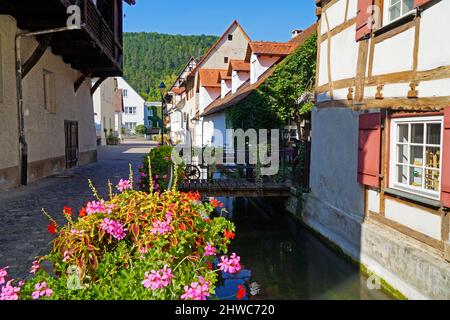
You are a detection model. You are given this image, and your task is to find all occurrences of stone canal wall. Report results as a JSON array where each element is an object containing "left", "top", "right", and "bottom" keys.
[{"left": 286, "top": 194, "right": 450, "bottom": 300}]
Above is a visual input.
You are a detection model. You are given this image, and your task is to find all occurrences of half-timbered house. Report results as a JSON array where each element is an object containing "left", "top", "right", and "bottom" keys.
[{"left": 310, "top": 0, "right": 450, "bottom": 299}]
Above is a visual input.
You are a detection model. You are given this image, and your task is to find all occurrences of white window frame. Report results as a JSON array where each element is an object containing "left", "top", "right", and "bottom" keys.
[
  {"left": 383, "top": 0, "right": 415, "bottom": 26},
  {"left": 389, "top": 116, "right": 444, "bottom": 200}
]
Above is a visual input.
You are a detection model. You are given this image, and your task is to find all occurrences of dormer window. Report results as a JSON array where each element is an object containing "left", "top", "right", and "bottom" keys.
[
  {"left": 385, "top": 0, "right": 414, "bottom": 24},
  {"left": 228, "top": 34, "right": 233, "bottom": 41}
]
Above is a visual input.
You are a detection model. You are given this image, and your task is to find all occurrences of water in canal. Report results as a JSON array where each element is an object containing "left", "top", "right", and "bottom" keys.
[{"left": 212, "top": 197, "right": 393, "bottom": 300}]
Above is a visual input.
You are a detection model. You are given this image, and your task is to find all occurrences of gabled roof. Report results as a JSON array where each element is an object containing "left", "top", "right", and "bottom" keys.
[
  {"left": 202, "top": 23, "right": 317, "bottom": 117},
  {"left": 244, "top": 23, "right": 317, "bottom": 62},
  {"left": 188, "top": 20, "right": 251, "bottom": 78},
  {"left": 227, "top": 60, "right": 250, "bottom": 76},
  {"left": 219, "top": 70, "right": 231, "bottom": 81},
  {"left": 169, "top": 57, "right": 198, "bottom": 92},
  {"left": 198, "top": 69, "right": 226, "bottom": 88},
  {"left": 171, "top": 87, "right": 186, "bottom": 95}
]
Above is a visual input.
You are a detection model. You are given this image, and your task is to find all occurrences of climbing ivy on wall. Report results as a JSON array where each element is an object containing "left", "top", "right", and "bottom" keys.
[{"left": 226, "top": 34, "right": 317, "bottom": 131}]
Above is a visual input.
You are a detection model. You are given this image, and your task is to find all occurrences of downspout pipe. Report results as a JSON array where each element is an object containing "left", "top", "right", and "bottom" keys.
[{"left": 15, "top": 26, "right": 79, "bottom": 186}]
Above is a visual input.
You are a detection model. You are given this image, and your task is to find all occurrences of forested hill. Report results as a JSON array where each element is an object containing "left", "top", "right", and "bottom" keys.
[{"left": 123, "top": 32, "right": 219, "bottom": 101}]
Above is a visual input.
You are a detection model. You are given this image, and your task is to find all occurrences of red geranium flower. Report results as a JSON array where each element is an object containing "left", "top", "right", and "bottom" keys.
[
  {"left": 63, "top": 206, "right": 73, "bottom": 215},
  {"left": 210, "top": 199, "right": 224, "bottom": 208},
  {"left": 47, "top": 222, "right": 57, "bottom": 235},
  {"left": 236, "top": 285, "right": 246, "bottom": 300},
  {"left": 206, "top": 261, "right": 213, "bottom": 270},
  {"left": 179, "top": 223, "right": 187, "bottom": 231},
  {"left": 224, "top": 230, "right": 235, "bottom": 240},
  {"left": 78, "top": 207, "right": 87, "bottom": 218}
]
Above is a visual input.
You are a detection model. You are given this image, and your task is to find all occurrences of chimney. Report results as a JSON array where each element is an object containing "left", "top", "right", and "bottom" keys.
[{"left": 291, "top": 29, "right": 303, "bottom": 38}]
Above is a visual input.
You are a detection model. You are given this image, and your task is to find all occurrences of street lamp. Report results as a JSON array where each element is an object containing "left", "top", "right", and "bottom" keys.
[{"left": 158, "top": 82, "right": 166, "bottom": 145}]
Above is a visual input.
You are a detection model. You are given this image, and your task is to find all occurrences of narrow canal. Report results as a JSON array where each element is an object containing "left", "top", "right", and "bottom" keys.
[{"left": 213, "top": 197, "right": 394, "bottom": 300}]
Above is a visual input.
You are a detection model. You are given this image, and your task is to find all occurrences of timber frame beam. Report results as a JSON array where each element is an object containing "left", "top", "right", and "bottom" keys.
[{"left": 22, "top": 34, "right": 53, "bottom": 79}]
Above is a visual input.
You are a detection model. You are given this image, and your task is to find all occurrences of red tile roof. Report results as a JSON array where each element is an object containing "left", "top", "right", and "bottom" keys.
[
  {"left": 188, "top": 20, "right": 251, "bottom": 78},
  {"left": 171, "top": 87, "right": 186, "bottom": 95},
  {"left": 227, "top": 60, "right": 250, "bottom": 76},
  {"left": 198, "top": 69, "right": 226, "bottom": 88},
  {"left": 219, "top": 70, "right": 231, "bottom": 81},
  {"left": 202, "top": 23, "right": 317, "bottom": 117},
  {"left": 245, "top": 23, "right": 317, "bottom": 62}
]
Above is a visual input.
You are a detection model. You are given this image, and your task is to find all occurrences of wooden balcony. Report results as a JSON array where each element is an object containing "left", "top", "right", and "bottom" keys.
[{"left": 0, "top": 0, "right": 132, "bottom": 77}]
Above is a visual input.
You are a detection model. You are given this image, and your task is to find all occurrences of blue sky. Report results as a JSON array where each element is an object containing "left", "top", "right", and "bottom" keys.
[{"left": 123, "top": 0, "right": 316, "bottom": 42}]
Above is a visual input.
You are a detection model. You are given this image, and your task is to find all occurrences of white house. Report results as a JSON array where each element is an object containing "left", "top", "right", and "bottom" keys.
[
  {"left": 117, "top": 77, "right": 147, "bottom": 134},
  {"left": 311, "top": 0, "right": 450, "bottom": 299},
  {"left": 93, "top": 77, "right": 123, "bottom": 145}
]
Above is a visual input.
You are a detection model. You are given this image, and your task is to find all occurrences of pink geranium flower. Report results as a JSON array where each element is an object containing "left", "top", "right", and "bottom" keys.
[
  {"left": 116, "top": 179, "right": 132, "bottom": 192},
  {"left": 86, "top": 200, "right": 114, "bottom": 215},
  {"left": 204, "top": 243, "right": 216, "bottom": 257},
  {"left": 0, "top": 280, "right": 21, "bottom": 300},
  {"left": 151, "top": 212, "right": 173, "bottom": 235},
  {"left": 100, "top": 218, "right": 127, "bottom": 240},
  {"left": 30, "top": 261, "right": 41, "bottom": 275},
  {"left": 142, "top": 265, "right": 174, "bottom": 290},
  {"left": 181, "top": 276, "right": 210, "bottom": 300},
  {"left": 218, "top": 253, "right": 241, "bottom": 274},
  {"left": 31, "top": 282, "right": 53, "bottom": 300},
  {"left": 0, "top": 267, "right": 8, "bottom": 285}
]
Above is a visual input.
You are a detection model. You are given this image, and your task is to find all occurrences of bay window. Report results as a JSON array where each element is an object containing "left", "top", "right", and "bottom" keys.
[{"left": 390, "top": 116, "right": 443, "bottom": 200}]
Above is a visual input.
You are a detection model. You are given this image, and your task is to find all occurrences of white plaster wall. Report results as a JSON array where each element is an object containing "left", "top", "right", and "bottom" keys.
[
  {"left": 364, "top": 86, "right": 378, "bottom": 99},
  {"left": 321, "top": 0, "right": 347, "bottom": 35},
  {"left": 221, "top": 79, "right": 231, "bottom": 98},
  {"left": 367, "top": 190, "right": 380, "bottom": 214},
  {"left": 0, "top": 16, "right": 19, "bottom": 170},
  {"left": 93, "top": 77, "right": 117, "bottom": 145},
  {"left": 419, "top": 79, "right": 450, "bottom": 98},
  {"left": 199, "top": 86, "right": 221, "bottom": 114},
  {"left": 117, "top": 77, "right": 146, "bottom": 129},
  {"left": 318, "top": 41, "right": 329, "bottom": 87},
  {"left": 204, "top": 112, "right": 226, "bottom": 148},
  {"left": 372, "top": 28, "right": 415, "bottom": 75},
  {"left": 332, "top": 88, "right": 350, "bottom": 100},
  {"left": 201, "top": 24, "right": 250, "bottom": 70},
  {"left": 309, "top": 107, "right": 365, "bottom": 219},
  {"left": 330, "top": 26, "right": 358, "bottom": 82},
  {"left": 385, "top": 198, "right": 442, "bottom": 240},
  {"left": 347, "top": 0, "right": 358, "bottom": 20},
  {"left": 21, "top": 33, "right": 97, "bottom": 162},
  {"left": 381, "top": 83, "right": 410, "bottom": 98},
  {"left": 418, "top": 0, "right": 450, "bottom": 71},
  {"left": 250, "top": 53, "right": 279, "bottom": 84},
  {"left": 232, "top": 71, "right": 250, "bottom": 93}
]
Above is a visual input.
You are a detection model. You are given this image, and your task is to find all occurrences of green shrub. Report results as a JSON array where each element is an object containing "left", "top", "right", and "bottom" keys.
[{"left": 135, "top": 125, "right": 147, "bottom": 135}]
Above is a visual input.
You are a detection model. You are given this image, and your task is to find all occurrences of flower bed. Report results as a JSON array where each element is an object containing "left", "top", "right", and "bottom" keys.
[{"left": 0, "top": 167, "right": 242, "bottom": 300}]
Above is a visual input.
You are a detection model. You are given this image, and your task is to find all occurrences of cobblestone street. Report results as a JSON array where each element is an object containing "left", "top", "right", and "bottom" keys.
[{"left": 0, "top": 140, "right": 154, "bottom": 279}]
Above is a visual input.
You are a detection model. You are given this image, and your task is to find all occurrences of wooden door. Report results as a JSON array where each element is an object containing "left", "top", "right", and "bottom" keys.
[{"left": 65, "top": 120, "right": 79, "bottom": 168}]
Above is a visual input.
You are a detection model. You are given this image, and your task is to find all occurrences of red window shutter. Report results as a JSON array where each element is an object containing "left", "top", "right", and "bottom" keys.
[
  {"left": 441, "top": 107, "right": 450, "bottom": 207},
  {"left": 356, "top": 0, "right": 374, "bottom": 41},
  {"left": 414, "top": 0, "right": 433, "bottom": 7},
  {"left": 358, "top": 113, "right": 381, "bottom": 188}
]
